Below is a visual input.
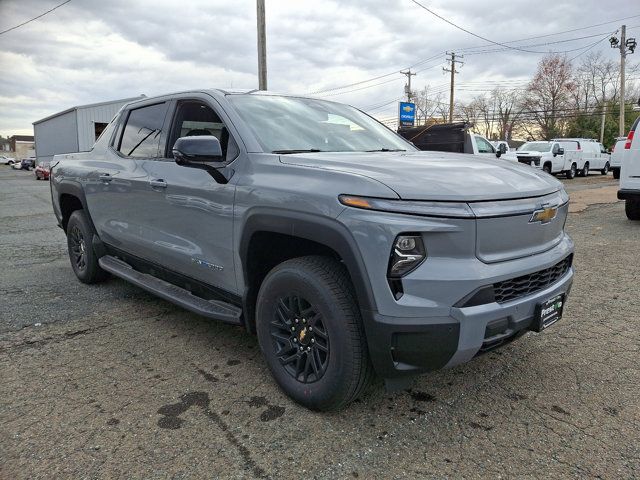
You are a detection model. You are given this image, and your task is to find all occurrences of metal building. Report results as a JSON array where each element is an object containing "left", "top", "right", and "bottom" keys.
[{"left": 33, "top": 96, "right": 143, "bottom": 163}]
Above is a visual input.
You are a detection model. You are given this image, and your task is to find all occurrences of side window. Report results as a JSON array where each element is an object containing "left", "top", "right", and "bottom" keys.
[
  {"left": 552, "top": 143, "right": 559, "bottom": 154},
  {"left": 167, "top": 101, "right": 239, "bottom": 162},
  {"left": 476, "top": 136, "right": 494, "bottom": 153},
  {"left": 117, "top": 103, "right": 168, "bottom": 158}
]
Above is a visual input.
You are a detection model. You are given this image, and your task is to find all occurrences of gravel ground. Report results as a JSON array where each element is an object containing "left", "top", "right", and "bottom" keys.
[{"left": 1, "top": 167, "right": 638, "bottom": 479}]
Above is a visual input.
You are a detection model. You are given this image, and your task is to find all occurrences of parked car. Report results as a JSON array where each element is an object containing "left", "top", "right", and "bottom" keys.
[
  {"left": 50, "top": 90, "right": 574, "bottom": 410},
  {"left": 618, "top": 117, "right": 640, "bottom": 220},
  {"left": 552, "top": 138, "right": 610, "bottom": 176},
  {"left": 1, "top": 155, "right": 16, "bottom": 165},
  {"left": 35, "top": 162, "right": 50, "bottom": 180},
  {"left": 398, "top": 122, "right": 512, "bottom": 160},
  {"left": 609, "top": 137, "right": 627, "bottom": 179},
  {"left": 13, "top": 158, "right": 34, "bottom": 170},
  {"left": 514, "top": 140, "right": 582, "bottom": 178}
]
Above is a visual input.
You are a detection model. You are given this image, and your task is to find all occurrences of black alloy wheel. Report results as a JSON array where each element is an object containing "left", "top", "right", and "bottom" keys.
[
  {"left": 69, "top": 225, "right": 87, "bottom": 272},
  {"left": 269, "top": 294, "right": 330, "bottom": 383}
]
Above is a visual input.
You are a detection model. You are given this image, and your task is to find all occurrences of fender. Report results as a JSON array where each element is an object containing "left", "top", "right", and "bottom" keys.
[
  {"left": 53, "top": 178, "right": 97, "bottom": 232},
  {"left": 239, "top": 208, "right": 378, "bottom": 315}
]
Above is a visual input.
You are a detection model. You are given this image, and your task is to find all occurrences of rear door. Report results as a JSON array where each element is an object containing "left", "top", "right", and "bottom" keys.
[
  {"left": 85, "top": 101, "right": 170, "bottom": 259},
  {"left": 624, "top": 117, "right": 640, "bottom": 186},
  {"left": 138, "top": 94, "right": 240, "bottom": 293}
]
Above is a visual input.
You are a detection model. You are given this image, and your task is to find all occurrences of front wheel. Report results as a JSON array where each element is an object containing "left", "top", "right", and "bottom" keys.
[
  {"left": 543, "top": 163, "right": 552, "bottom": 174},
  {"left": 601, "top": 162, "right": 610, "bottom": 175},
  {"left": 566, "top": 163, "right": 577, "bottom": 179},
  {"left": 626, "top": 200, "right": 640, "bottom": 220},
  {"left": 256, "top": 256, "right": 374, "bottom": 411}
]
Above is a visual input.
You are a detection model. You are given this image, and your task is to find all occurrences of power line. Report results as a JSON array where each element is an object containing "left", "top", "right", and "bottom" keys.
[
  {"left": 458, "top": 14, "right": 640, "bottom": 50},
  {"left": 410, "top": 0, "right": 566, "bottom": 54},
  {"left": 308, "top": 52, "right": 444, "bottom": 95},
  {"left": 0, "top": 0, "right": 71, "bottom": 36}
]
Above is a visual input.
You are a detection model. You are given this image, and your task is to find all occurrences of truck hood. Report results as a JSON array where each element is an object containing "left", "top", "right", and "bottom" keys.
[{"left": 280, "top": 151, "right": 561, "bottom": 201}]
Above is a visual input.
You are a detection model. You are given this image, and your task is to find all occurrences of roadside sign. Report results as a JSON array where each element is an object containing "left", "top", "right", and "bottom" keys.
[{"left": 399, "top": 102, "right": 416, "bottom": 127}]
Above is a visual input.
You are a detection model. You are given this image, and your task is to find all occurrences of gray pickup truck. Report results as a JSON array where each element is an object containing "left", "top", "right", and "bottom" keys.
[{"left": 50, "top": 90, "right": 574, "bottom": 410}]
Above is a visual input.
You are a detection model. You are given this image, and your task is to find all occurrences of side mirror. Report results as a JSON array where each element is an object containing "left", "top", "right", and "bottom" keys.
[
  {"left": 557, "top": 147, "right": 565, "bottom": 155},
  {"left": 499, "top": 144, "right": 508, "bottom": 154},
  {"left": 173, "top": 136, "right": 223, "bottom": 165}
]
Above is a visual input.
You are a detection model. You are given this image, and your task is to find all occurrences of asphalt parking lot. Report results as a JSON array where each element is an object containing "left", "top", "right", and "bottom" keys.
[{"left": 1, "top": 166, "right": 638, "bottom": 479}]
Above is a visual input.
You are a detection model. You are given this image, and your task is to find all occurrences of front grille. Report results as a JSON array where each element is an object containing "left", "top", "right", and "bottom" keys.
[
  {"left": 493, "top": 255, "right": 573, "bottom": 304},
  {"left": 517, "top": 156, "right": 540, "bottom": 165}
]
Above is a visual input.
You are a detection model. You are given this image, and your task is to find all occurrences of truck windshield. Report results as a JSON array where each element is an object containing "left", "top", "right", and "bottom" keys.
[
  {"left": 227, "top": 94, "right": 415, "bottom": 153},
  {"left": 518, "top": 142, "right": 552, "bottom": 152}
]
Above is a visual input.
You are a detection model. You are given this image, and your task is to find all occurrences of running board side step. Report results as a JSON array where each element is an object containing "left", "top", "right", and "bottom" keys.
[{"left": 98, "top": 255, "right": 242, "bottom": 324}]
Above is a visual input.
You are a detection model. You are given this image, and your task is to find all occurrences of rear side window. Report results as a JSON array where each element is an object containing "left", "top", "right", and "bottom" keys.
[{"left": 118, "top": 103, "right": 168, "bottom": 158}]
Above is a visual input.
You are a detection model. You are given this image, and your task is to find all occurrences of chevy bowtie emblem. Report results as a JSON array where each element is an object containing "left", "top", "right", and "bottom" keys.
[
  {"left": 530, "top": 205, "right": 558, "bottom": 224},
  {"left": 402, "top": 105, "right": 413, "bottom": 112}
]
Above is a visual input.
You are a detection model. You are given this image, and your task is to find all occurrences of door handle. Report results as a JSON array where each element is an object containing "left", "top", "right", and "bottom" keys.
[
  {"left": 98, "top": 173, "right": 113, "bottom": 183},
  {"left": 149, "top": 179, "right": 167, "bottom": 189}
]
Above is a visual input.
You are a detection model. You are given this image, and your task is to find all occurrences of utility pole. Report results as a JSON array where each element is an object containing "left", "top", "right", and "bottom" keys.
[
  {"left": 610, "top": 25, "right": 637, "bottom": 136},
  {"left": 400, "top": 69, "right": 416, "bottom": 102},
  {"left": 256, "top": 0, "right": 267, "bottom": 90},
  {"left": 443, "top": 52, "right": 463, "bottom": 123}
]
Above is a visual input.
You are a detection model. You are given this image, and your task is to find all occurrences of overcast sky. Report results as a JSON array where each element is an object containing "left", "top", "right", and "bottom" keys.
[{"left": 0, "top": 0, "right": 638, "bottom": 136}]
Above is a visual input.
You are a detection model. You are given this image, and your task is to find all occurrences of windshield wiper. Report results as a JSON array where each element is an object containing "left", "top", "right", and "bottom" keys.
[
  {"left": 272, "top": 149, "right": 323, "bottom": 154},
  {"left": 365, "top": 148, "right": 406, "bottom": 152}
]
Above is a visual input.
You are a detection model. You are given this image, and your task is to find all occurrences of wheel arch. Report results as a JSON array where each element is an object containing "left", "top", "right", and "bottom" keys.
[
  {"left": 55, "top": 180, "right": 93, "bottom": 232},
  {"left": 238, "top": 209, "right": 376, "bottom": 333}
]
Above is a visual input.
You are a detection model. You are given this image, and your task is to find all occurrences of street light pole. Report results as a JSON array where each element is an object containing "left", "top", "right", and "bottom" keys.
[{"left": 256, "top": 0, "right": 267, "bottom": 90}]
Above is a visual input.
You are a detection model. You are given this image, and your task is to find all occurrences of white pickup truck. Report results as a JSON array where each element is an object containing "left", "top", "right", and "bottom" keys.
[{"left": 513, "top": 140, "right": 583, "bottom": 179}]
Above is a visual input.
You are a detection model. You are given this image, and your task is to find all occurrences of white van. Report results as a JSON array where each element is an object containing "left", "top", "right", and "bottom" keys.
[
  {"left": 514, "top": 140, "right": 583, "bottom": 178},
  {"left": 553, "top": 138, "right": 610, "bottom": 176},
  {"left": 618, "top": 117, "right": 640, "bottom": 220},
  {"left": 609, "top": 137, "right": 627, "bottom": 179}
]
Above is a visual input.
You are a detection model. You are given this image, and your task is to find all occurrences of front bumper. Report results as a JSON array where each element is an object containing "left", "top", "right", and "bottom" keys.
[{"left": 365, "top": 264, "right": 573, "bottom": 379}]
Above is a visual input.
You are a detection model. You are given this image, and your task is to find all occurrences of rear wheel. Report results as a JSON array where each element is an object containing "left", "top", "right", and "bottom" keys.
[
  {"left": 66, "top": 210, "right": 108, "bottom": 284},
  {"left": 566, "top": 163, "right": 577, "bottom": 179},
  {"left": 256, "top": 256, "right": 374, "bottom": 411},
  {"left": 580, "top": 162, "right": 589, "bottom": 177},
  {"left": 601, "top": 162, "right": 610, "bottom": 175},
  {"left": 626, "top": 200, "right": 640, "bottom": 220}
]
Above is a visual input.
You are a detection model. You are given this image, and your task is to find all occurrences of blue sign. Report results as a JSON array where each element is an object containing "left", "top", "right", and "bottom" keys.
[{"left": 399, "top": 102, "right": 416, "bottom": 126}]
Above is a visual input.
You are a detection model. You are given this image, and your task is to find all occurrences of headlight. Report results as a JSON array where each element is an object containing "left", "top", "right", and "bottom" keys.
[
  {"left": 388, "top": 234, "right": 426, "bottom": 277},
  {"left": 339, "top": 195, "right": 474, "bottom": 218}
]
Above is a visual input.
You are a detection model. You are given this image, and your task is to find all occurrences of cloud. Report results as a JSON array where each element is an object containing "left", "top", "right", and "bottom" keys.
[{"left": 0, "top": 0, "right": 634, "bottom": 135}]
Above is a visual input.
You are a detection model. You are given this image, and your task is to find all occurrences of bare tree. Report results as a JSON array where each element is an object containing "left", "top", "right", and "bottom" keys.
[
  {"left": 413, "top": 86, "right": 444, "bottom": 125},
  {"left": 491, "top": 87, "right": 523, "bottom": 140},
  {"left": 524, "top": 54, "right": 575, "bottom": 139}
]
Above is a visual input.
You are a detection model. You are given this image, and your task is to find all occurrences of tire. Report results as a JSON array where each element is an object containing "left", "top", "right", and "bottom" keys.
[
  {"left": 566, "top": 163, "right": 577, "bottom": 179},
  {"left": 256, "top": 255, "right": 374, "bottom": 411},
  {"left": 626, "top": 200, "right": 640, "bottom": 220},
  {"left": 580, "top": 162, "right": 589, "bottom": 177},
  {"left": 543, "top": 163, "right": 552, "bottom": 174},
  {"left": 601, "top": 162, "right": 610, "bottom": 175},
  {"left": 66, "top": 210, "right": 108, "bottom": 284},
  {"left": 613, "top": 169, "right": 620, "bottom": 180}
]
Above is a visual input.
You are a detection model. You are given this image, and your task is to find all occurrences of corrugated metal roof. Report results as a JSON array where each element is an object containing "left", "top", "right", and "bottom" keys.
[{"left": 33, "top": 96, "right": 145, "bottom": 125}]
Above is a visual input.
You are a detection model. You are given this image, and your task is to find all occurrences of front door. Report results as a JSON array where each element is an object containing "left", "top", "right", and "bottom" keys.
[{"left": 138, "top": 98, "right": 239, "bottom": 294}]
